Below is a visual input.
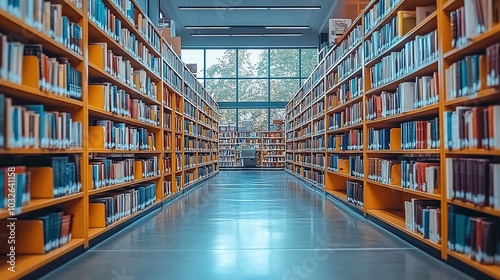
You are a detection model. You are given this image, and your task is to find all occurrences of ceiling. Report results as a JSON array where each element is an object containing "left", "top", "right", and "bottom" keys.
[{"left": 159, "top": 0, "right": 343, "bottom": 48}]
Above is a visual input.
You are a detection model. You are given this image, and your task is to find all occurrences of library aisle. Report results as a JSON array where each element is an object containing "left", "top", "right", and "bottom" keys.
[{"left": 43, "top": 171, "right": 471, "bottom": 280}]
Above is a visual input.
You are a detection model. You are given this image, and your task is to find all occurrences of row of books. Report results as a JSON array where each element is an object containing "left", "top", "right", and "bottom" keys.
[
  {"left": 313, "top": 119, "right": 325, "bottom": 134},
  {"left": 336, "top": 77, "right": 363, "bottom": 106},
  {"left": 184, "top": 154, "right": 196, "bottom": 168},
  {"left": 91, "top": 120, "right": 156, "bottom": 150},
  {"left": 313, "top": 100, "right": 325, "bottom": 118},
  {"left": 443, "top": 105, "right": 500, "bottom": 150},
  {"left": 369, "top": 30, "right": 438, "bottom": 89},
  {"left": 337, "top": 47, "right": 362, "bottom": 82},
  {"left": 446, "top": 158, "right": 500, "bottom": 210},
  {"left": 327, "top": 130, "right": 364, "bottom": 151},
  {"left": 312, "top": 136, "right": 325, "bottom": 150},
  {"left": 88, "top": 1, "right": 160, "bottom": 74},
  {"left": 346, "top": 180, "right": 364, "bottom": 207},
  {"left": 327, "top": 102, "right": 363, "bottom": 130},
  {"left": 404, "top": 199, "right": 441, "bottom": 243},
  {"left": 2, "top": 100, "right": 83, "bottom": 149},
  {"left": 164, "top": 63, "right": 182, "bottom": 92},
  {"left": 198, "top": 165, "right": 215, "bottom": 178},
  {"left": 366, "top": 74, "right": 439, "bottom": 121},
  {"left": 0, "top": 155, "right": 81, "bottom": 209},
  {"left": 184, "top": 101, "right": 196, "bottom": 119},
  {"left": 90, "top": 83, "right": 160, "bottom": 126},
  {"left": 444, "top": 54, "right": 482, "bottom": 99},
  {"left": 0, "top": 209, "right": 73, "bottom": 254},
  {"left": 448, "top": 206, "right": 499, "bottom": 265},
  {"left": 401, "top": 118, "right": 440, "bottom": 150},
  {"left": 401, "top": 160, "right": 439, "bottom": 194},
  {"left": 163, "top": 180, "right": 172, "bottom": 196},
  {"left": 90, "top": 44, "right": 158, "bottom": 101},
  {"left": 135, "top": 12, "right": 161, "bottom": 53},
  {"left": 328, "top": 24, "right": 363, "bottom": 70},
  {"left": 450, "top": 0, "right": 500, "bottom": 49},
  {"left": 90, "top": 183, "right": 156, "bottom": 227},
  {"left": 312, "top": 154, "right": 325, "bottom": 167},
  {"left": 364, "top": 0, "right": 403, "bottom": 34}
]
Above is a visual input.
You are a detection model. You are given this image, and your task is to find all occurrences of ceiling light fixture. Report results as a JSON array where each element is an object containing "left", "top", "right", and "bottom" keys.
[
  {"left": 190, "top": 33, "right": 303, "bottom": 37},
  {"left": 179, "top": 6, "right": 321, "bottom": 11},
  {"left": 185, "top": 26, "right": 231, "bottom": 30},
  {"left": 265, "top": 26, "right": 310, "bottom": 29}
]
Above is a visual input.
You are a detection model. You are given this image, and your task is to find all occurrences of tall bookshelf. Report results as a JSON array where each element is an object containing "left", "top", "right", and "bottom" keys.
[
  {"left": 286, "top": 0, "right": 500, "bottom": 278},
  {"left": 219, "top": 131, "right": 285, "bottom": 168},
  {"left": 0, "top": 1, "right": 219, "bottom": 279}
]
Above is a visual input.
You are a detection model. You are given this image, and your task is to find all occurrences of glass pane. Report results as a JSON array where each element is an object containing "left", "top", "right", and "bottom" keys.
[
  {"left": 270, "top": 49, "right": 299, "bottom": 77},
  {"left": 270, "top": 79, "right": 300, "bottom": 101},
  {"left": 238, "top": 79, "right": 268, "bottom": 102},
  {"left": 238, "top": 49, "right": 268, "bottom": 78},
  {"left": 219, "top": 109, "right": 236, "bottom": 127},
  {"left": 205, "top": 49, "right": 236, "bottom": 78},
  {"left": 181, "top": 49, "right": 205, "bottom": 78},
  {"left": 239, "top": 109, "right": 268, "bottom": 131},
  {"left": 270, "top": 108, "right": 286, "bottom": 131},
  {"left": 301, "top": 48, "right": 318, "bottom": 78},
  {"left": 206, "top": 79, "right": 236, "bottom": 102}
]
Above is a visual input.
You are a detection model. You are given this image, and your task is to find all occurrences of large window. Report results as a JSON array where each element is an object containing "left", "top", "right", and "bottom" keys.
[{"left": 182, "top": 48, "right": 318, "bottom": 129}]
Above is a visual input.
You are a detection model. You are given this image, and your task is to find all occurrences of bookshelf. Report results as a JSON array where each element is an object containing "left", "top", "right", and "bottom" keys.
[
  {"left": 0, "top": 1, "right": 219, "bottom": 279},
  {"left": 219, "top": 131, "right": 285, "bottom": 168},
  {"left": 286, "top": 0, "right": 500, "bottom": 278}
]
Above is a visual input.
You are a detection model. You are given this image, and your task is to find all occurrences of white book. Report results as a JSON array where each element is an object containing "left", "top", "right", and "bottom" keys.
[{"left": 464, "top": 0, "right": 481, "bottom": 39}]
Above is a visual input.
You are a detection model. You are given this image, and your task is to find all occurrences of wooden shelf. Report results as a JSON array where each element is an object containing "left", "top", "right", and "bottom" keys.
[
  {"left": 88, "top": 201, "right": 160, "bottom": 240},
  {"left": 368, "top": 209, "right": 441, "bottom": 251},
  {"left": 89, "top": 175, "right": 161, "bottom": 196},
  {"left": 0, "top": 193, "right": 84, "bottom": 220},
  {"left": 0, "top": 79, "right": 84, "bottom": 108},
  {"left": 444, "top": 88, "right": 500, "bottom": 107},
  {"left": 366, "top": 149, "right": 440, "bottom": 155},
  {"left": 327, "top": 122, "right": 364, "bottom": 134},
  {"left": 88, "top": 106, "right": 161, "bottom": 130},
  {"left": 326, "top": 189, "right": 347, "bottom": 201},
  {"left": 0, "top": 238, "right": 85, "bottom": 280},
  {"left": 0, "top": 11, "right": 83, "bottom": 64},
  {"left": 327, "top": 150, "right": 363, "bottom": 154},
  {"left": 365, "top": 104, "right": 440, "bottom": 127},
  {"left": 444, "top": 24, "right": 500, "bottom": 62},
  {"left": 445, "top": 149, "right": 500, "bottom": 156},
  {"left": 448, "top": 200, "right": 500, "bottom": 217},
  {"left": 326, "top": 170, "right": 364, "bottom": 182},
  {"left": 88, "top": 149, "right": 162, "bottom": 154},
  {"left": 448, "top": 250, "right": 500, "bottom": 279},
  {"left": 365, "top": 11, "right": 438, "bottom": 68},
  {"left": 366, "top": 59, "right": 439, "bottom": 96},
  {"left": 364, "top": 0, "right": 436, "bottom": 39},
  {"left": 442, "top": 0, "right": 462, "bottom": 11},
  {"left": 367, "top": 180, "right": 441, "bottom": 200},
  {"left": 0, "top": 148, "right": 84, "bottom": 155},
  {"left": 327, "top": 94, "right": 364, "bottom": 115},
  {"left": 88, "top": 62, "right": 161, "bottom": 106}
]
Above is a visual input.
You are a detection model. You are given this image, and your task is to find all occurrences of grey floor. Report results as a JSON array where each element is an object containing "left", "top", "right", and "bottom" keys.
[{"left": 42, "top": 171, "right": 473, "bottom": 280}]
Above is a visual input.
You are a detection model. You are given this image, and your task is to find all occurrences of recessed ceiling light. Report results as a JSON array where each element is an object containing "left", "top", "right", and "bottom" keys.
[
  {"left": 179, "top": 6, "right": 321, "bottom": 11},
  {"left": 191, "top": 34, "right": 231, "bottom": 37},
  {"left": 185, "top": 26, "right": 231, "bottom": 30},
  {"left": 265, "top": 26, "right": 310, "bottom": 29},
  {"left": 190, "top": 33, "right": 303, "bottom": 37},
  {"left": 264, "top": 33, "right": 303, "bottom": 37}
]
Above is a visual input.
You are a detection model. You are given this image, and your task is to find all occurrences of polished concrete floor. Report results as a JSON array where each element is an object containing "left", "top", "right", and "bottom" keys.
[{"left": 43, "top": 171, "right": 473, "bottom": 280}]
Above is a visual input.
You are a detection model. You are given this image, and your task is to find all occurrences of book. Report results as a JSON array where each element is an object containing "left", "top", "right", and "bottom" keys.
[{"left": 416, "top": 6, "right": 436, "bottom": 24}]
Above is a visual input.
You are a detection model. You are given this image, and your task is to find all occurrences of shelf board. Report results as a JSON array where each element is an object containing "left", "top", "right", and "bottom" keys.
[
  {"left": 365, "top": 59, "right": 439, "bottom": 96},
  {"left": 88, "top": 201, "right": 160, "bottom": 240},
  {"left": 366, "top": 149, "right": 440, "bottom": 155},
  {"left": 367, "top": 209, "right": 441, "bottom": 251},
  {"left": 0, "top": 238, "right": 85, "bottom": 280},
  {"left": 326, "top": 150, "right": 363, "bottom": 154},
  {"left": 0, "top": 10, "right": 83, "bottom": 64},
  {"left": 327, "top": 122, "right": 364, "bottom": 135},
  {"left": 447, "top": 250, "right": 500, "bottom": 279},
  {"left": 445, "top": 149, "right": 500, "bottom": 156},
  {"left": 444, "top": 24, "right": 500, "bottom": 62},
  {"left": 89, "top": 175, "right": 161, "bottom": 195},
  {"left": 367, "top": 180, "right": 441, "bottom": 200},
  {"left": 326, "top": 94, "right": 364, "bottom": 115},
  {"left": 325, "top": 189, "right": 347, "bottom": 201},
  {"left": 88, "top": 62, "right": 161, "bottom": 106},
  {"left": 365, "top": 104, "right": 440, "bottom": 127},
  {"left": 0, "top": 193, "right": 84, "bottom": 220},
  {"left": 444, "top": 87, "right": 500, "bottom": 107},
  {"left": 326, "top": 170, "right": 364, "bottom": 181},
  {"left": 442, "top": 0, "right": 462, "bottom": 11},
  {"left": 0, "top": 79, "right": 84, "bottom": 108},
  {"left": 88, "top": 106, "right": 161, "bottom": 130},
  {"left": 365, "top": 11, "right": 438, "bottom": 68},
  {"left": 448, "top": 200, "right": 500, "bottom": 217}
]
